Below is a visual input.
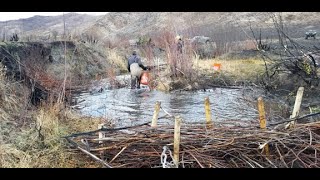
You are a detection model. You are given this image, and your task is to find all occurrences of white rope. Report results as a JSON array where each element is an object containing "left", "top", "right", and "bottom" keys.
[
  {"left": 160, "top": 146, "right": 175, "bottom": 168},
  {"left": 160, "top": 106, "right": 173, "bottom": 117}
]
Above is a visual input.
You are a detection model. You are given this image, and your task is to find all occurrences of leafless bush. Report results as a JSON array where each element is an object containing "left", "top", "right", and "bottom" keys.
[
  {"left": 9, "top": 33, "right": 19, "bottom": 42},
  {"left": 51, "top": 31, "right": 58, "bottom": 41},
  {"left": 254, "top": 13, "right": 320, "bottom": 90},
  {"left": 225, "top": 40, "right": 257, "bottom": 52},
  {"left": 0, "top": 64, "right": 30, "bottom": 123},
  {"left": 111, "top": 35, "right": 131, "bottom": 49},
  {"left": 102, "top": 39, "right": 116, "bottom": 49},
  {"left": 139, "top": 43, "right": 155, "bottom": 67},
  {"left": 80, "top": 27, "right": 102, "bottom": 44},
  {"left": 157, "top": 30, "right": 195, "bottom": 79},
  {"left": 107, "top": 49, "right": 127, "bottom": 73}
]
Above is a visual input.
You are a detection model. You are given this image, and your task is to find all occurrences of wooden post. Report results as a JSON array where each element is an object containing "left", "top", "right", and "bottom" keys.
[
  {"left": 173, "top": 116, "right": 182, "bottom": 168},
  {"left": 151, "top": 101, "right": 161, "bottom": 128},
  {"left": 257, "top": 97, "right": 269, "bottom": 156},
  {"left": 98, "top": 123, "right": 106, "bottom": 159},
  {"left": 290, "top": 87, "right": 304, "bottom": 121},
  {"left": 285, "top": 87, "right": 304, "bottom": 129},
  {"left": 258, "top": 97, "right": 266, "bottom": 129},
  {"left": 98, "top": 124, "right": 105, "bottom": 144},
  {"left": 157, "top": 57, "right": 160, "bottom": 77},
  {"left": 204, "top": 97, "right": 213, "bottom": 128}
]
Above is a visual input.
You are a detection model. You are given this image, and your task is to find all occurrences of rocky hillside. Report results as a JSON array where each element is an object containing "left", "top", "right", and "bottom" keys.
[
  {"left": 0, "top": 13, "right": 102, "bottom": 41},
  {"left": 1, "top": 12, "right": 319, "bottom": 42},
  {"left": 91, "top": 12, "right": 320, "bottom": 41}
]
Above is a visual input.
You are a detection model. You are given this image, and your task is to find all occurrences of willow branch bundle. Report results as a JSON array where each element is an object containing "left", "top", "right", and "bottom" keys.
[{"left": 66, "top": 122, "right": 320, "bottom": 168}]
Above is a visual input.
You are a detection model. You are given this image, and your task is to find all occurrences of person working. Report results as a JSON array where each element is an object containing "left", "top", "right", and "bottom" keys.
[
  {"left": 127, "top": 50, "right": 148, "bottom": 89},
  {"left": 176, "top": 35, "right": 184, "bottom": 54}
]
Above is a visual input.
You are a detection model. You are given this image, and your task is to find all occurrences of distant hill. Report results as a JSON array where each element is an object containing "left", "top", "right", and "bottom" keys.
[
  {"left": 0, "top": 13, "right": 102, "bottom": 41},
  {"left": 1, "top": 12, "right": 319, "bottom": 42},
  {"left": 91, "top": 12, "right": 320, "bottom": 41}
]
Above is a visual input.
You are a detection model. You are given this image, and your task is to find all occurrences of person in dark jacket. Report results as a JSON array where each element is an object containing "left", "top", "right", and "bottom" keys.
[
  {"left": 177, "top": 38, "right": 183, "bottom": 54},
  {"left": 127, "top": 50, "right": 147, "bottom": 89},
  {"left": 176, "top": 35, "right": 184, "bottom": 54}
]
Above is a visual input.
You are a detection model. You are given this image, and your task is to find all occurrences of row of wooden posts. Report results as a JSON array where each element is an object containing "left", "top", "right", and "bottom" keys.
[{"left": 98, "top": 87, "right": 304, "bottom": 168}]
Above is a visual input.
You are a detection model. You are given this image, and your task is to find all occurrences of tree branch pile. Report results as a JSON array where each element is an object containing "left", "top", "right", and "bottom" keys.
[{"left": 65, "top": 121, "right": 320, "bottom": 168}]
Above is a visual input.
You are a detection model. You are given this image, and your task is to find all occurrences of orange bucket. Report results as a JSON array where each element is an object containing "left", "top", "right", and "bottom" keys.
[
  {"left": 140, "top": 72, "right": 150, "bottom": 85},
  {"left": 212, "top": 63, "right": 221, "bottom": 71}
]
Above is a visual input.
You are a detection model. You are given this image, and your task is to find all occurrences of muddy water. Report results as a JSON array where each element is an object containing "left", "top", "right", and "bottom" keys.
[{"left": 72, "top": 86, "right": 265, "bottom": 127}]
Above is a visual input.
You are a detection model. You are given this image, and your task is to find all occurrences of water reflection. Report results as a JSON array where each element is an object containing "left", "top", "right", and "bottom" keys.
[{"left": 72, "top": 87, "right": 261, "bottom": 127}]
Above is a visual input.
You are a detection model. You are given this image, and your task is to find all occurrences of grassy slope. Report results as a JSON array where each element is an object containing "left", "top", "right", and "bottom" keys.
[{"left": 0, "top": 53, "right": 106, "bottom": 168}]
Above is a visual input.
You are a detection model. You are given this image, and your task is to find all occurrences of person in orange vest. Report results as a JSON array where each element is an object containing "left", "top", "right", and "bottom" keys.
[{"left": 127, "top": 50, "right": 148, "bottom": 89}]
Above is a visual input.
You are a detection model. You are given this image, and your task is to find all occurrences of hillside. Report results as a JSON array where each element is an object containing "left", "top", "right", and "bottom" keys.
[
  {"left": 91, "top": 12, "right": 320, "bottom": 41},
  {"left": 1, "top": 12, "right": 320, "bottom": 43},
  {"left": 0, "top": 13, "right": 102, "bottom": 41}
]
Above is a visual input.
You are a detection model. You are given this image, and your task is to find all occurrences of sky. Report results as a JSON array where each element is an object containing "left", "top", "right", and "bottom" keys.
[{"left": 0, "top": 12, "right": 108, "bottom": 21}]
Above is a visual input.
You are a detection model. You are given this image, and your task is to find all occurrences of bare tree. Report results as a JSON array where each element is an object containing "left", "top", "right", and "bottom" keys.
[
  {"left": 58, "top": 12, "right": 68, "bottom": 104},
  {"left": 81, "top": 27, "right": 102, "bottom": 44},
  {"left": 52, "top": 30, "right": 58, "bottom": 41},
  {"left": 254, "top": 12, "right": 319, "bottom": 90}
]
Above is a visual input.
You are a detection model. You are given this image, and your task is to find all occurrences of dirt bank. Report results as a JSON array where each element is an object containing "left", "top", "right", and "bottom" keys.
[{"left": 0, "top": 41, "right": 111, "bottom": 105}]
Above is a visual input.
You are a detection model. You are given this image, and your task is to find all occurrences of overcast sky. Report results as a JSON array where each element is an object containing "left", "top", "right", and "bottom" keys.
[{"left": 0, "top": 12, "right": 108, "bottom": 21}]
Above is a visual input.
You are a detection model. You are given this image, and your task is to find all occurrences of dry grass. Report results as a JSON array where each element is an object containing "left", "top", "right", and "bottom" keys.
[
  {"left": 194, "top": 58, "right": 266, "bottom": 82},
  {"left": 0, "top": 105, "right": 104, "bottom": 167},
  {"left": 0, "top": 65, "right": 105, "bottom": 167},
  {"left": 107, "top": 49, "right": 127, "bottom": 73},
  {"left": 0, "top": 65, "right": 29, "bottom": 122}
]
